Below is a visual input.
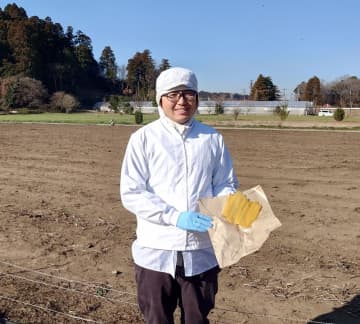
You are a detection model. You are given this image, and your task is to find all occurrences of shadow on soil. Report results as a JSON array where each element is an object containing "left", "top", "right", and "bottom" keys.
[{"left": 308, "top": 294, "right": 360, "bottom": 324}]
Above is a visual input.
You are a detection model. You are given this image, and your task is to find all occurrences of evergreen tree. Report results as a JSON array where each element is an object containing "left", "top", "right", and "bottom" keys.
[
  {"left": 158, "top": 59, "right": 171, "bottom": 73},
  {"left": 73, "top": 30, "right": 96, "bottom": 71},
  {"left": 250, "top": 74, "right": 280, "bottom": 100},
  {"left": 72, "top": 30, "right": 103, "bottom": 95},
  {"left": 294, "top": 81, "right": 307, "bottom": 101},
  {"left": 126, "top": 49, "right": 156, "bottom": 100},
  {"left": 304, "top": 76, "right": 322, "bottom": 106},
  {"left": 99, "top": 46, "right": 118, "bottom": 83},
  {"left": 3, "top": 3, "right": 27, "bottom": 19},
  {"left": 5, "top": 18, "right": 32, "bottom": 75}
]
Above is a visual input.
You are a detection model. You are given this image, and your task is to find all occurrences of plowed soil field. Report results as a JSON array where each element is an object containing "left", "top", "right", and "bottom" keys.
[{"left": 0, "top": 123, "right": 359, "bottom": 323}]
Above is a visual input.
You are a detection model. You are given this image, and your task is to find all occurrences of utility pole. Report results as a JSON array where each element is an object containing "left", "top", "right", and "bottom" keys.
[
  {"left": 349, "top": 88, "right": 352, "bottom": 115},
  {"left": 242, "top": 89, "right": 246, "bottom": 102}
]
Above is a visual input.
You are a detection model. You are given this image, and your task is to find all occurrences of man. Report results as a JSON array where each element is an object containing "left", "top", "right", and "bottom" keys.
[{"left": 120, "top": 67, "right": 238, "bottom": 323}]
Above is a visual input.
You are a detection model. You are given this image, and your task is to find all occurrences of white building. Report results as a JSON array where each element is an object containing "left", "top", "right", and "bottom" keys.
[
  {"left": 127, "top": 100, "right": 313, "bottom": 116},
  {"left": 197, "top": 100, "right": 313, "bottom": 116},
  {"left": 93, "top": 101, "right": 114, "bottom": 112}
]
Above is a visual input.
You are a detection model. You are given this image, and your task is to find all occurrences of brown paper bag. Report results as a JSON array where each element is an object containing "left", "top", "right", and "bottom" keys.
[{"left": 198, "top": 185, "right": 281, "bottom": 268}]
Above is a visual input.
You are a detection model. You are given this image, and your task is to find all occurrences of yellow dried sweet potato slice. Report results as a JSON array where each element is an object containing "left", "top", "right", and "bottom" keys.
[{"left": 222, "top": 191, "right": 262, "bottom": 227}]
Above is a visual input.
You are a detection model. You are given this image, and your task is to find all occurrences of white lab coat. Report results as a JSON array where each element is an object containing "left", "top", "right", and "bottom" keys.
[{"left": 120, "top": 117, "right": 238, "bottom": 251}]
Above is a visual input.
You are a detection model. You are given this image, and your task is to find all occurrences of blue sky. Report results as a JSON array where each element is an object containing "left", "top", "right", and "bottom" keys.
[{"left": 3, "top": 0, "right": 360, "bottom": 98}]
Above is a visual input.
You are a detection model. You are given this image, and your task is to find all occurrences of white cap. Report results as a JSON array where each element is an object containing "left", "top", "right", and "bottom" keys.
[{"left": 156, "top": 67, "right": 198, "bottom": 107}]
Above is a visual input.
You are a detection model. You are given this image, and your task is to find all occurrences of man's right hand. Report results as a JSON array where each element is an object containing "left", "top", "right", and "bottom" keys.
[{"left": 176, "top": 212, "right": 213, "bottom": 232}]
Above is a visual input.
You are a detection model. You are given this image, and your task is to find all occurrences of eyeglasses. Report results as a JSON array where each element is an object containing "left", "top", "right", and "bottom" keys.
[{"left": 163, "top": 90, "right": 197, "bottom": 103}]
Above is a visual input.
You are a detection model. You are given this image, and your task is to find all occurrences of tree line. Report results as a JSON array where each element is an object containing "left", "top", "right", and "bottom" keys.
[
  {"left": 0, "top": 3, "right": 359, "bottom": 112},
  {"left": 248, "top": 74, "right": 360, "bottom": 108},
  {"left": 294, "top": 76, "right": 360, "bottom": 108},
  {"left": 0, "top": 3, "right": 171, "bottom": 112}
]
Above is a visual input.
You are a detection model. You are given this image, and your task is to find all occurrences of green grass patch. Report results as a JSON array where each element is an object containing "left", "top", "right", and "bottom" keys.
[
  {"left": 0, "top": 112, "right": 159, "bottom": 125},
  {"left": 0, "top": 111, "right": 359, "bottom": 127}
]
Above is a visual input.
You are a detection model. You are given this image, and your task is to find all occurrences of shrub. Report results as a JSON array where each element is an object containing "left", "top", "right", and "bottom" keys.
[
  {"left": 333, "top": 108, "right": 345, "bottom": 121},
  {"left": 215, "top": 103, "right": 224, "bottom": 115},
  {"left": 17, "top": 108, "right": 42, "bottom": 114},
  {"left": 0, "top": 76, "right": 48, "bottom": 110},
  {"left": 152, "top": 98, "right": 157, "bottom": 107},
  {"left": 135, "top": 109, "right": 143, "bottom": 124},
  {"left": 275, "top": 105, "right": 290, "bottom": 121},
  {"left": 109, "top": 95, "right": 119, "bottom": 112},
  {"left": 50, "top": 91, "right": 80, "bottom": 113},
  {"left": 120, "top": 102, "right": 133, "bottom": 114},
  {"left": 118, "top": 98, "right": 133, "bottom": 114},
  {"left": 4, "top": 82, "right": 16, "bottom": 109},
  {"left": 233, "top": 108, "right": 240, "bottom": 120},
  {"left": 17, "top": 108, "right": 30, "bottom": 114}
]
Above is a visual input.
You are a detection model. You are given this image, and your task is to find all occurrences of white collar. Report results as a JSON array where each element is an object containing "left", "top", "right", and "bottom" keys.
[{"left": 163, "top": 116, "right": 193, "bottom": 136}]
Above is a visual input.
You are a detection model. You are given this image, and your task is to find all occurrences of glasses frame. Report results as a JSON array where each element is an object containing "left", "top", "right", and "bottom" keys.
[{"left": 163, "top": 90, "right": 197, "bottom": 103}]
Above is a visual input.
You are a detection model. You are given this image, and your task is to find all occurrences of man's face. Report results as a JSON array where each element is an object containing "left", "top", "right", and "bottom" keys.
[{"left": 160, "top": 90, "right": 198, "bottom": 124}]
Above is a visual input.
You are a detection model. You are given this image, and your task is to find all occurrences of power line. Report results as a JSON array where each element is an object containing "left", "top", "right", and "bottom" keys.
[
  {"left": 0, "top": 260, "right": 137, "bottom": 298},
  {"left": 0, "top": 270, "right": 138, "bottom": 307},
  {"left": 0, "top": 260, "right": 342, "bottom": 324},
  {"left": 0, "top": 294, "right": 101, "bottom": 323}
]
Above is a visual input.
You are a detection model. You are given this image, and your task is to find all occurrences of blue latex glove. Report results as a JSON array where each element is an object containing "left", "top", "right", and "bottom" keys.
[{"left": 176, "top": 212, "right": 213, "bottom": 232}]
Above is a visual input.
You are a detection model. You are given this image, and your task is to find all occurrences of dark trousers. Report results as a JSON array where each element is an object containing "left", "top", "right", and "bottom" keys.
[{"left": 134, "top": 262, "right": 219, "bottom": 324}]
